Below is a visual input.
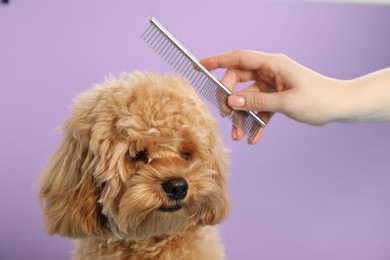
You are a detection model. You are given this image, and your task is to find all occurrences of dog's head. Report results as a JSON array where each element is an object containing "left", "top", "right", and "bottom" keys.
[{"left": 38, "top": 72, "right": 229, "bottom": 241}]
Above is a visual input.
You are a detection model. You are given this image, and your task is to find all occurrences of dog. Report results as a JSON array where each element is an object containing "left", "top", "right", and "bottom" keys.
[{"left": 38, "top": 72, "right": 229, "bottom": 259}]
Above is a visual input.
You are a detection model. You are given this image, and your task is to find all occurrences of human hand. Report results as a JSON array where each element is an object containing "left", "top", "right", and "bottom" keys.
[{"left": 200, "top": 50, "right": 346, "bottom": 144}]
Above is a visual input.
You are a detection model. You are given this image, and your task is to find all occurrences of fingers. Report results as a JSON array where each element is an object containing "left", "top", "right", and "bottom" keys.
[
  {"left": 219, "top": 69, "right": 281, "bottom": 143},
  {"left": 228, "top": 91, "right": 285, "bottom": 113},
  {"left": 247, "top": 112, "right": 273, "bottom": 144},
  {"left": 220, "top": 68, "right": 255, "bottom": 92},
  {"left": 248, "top": 127, "right": 264, "bottom": 144},
  {"left": 217, "top": 69, "right": 256, "bottom": 117},
  {"left": 200, "top": 50, "right": 289, "bottom": 145},
  {"left": 200, "top": 50, "right": 269, "bottom": 71},
  {"left": 231, "top": 111, "right": 274, "bottom": 144},
  {"left": 228, "top": 90, "right": 281, "bottom": 144},
  {"left": 232, "top": 125, "right": 245, "bottom": 141}
]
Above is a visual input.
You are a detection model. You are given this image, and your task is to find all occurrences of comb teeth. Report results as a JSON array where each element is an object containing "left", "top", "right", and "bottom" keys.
[{"left": 142, "top": 18, "right": 266, "bottom": 140}]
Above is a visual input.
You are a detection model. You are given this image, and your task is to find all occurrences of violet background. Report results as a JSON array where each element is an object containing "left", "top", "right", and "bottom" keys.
[{"left": 1, "top": 1, "right": 390, "bottom": 259}]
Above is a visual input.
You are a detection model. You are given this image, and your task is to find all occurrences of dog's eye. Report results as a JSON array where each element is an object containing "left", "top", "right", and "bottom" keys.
[
  {"left": 133, "top": 150, "right": 149, "bottom": 163},
  {"left": 180, "top": 150, "right": 191, "bottom": 160}
]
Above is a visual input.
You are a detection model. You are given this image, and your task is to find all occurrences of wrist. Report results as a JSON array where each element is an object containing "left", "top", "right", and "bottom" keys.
[
  {"left": 291, "top": 64, "right": 351, "bottom": 125},
  {"left": 333, "top": 78, "right": 373, "bottom": 123},
  {"left": 325, "top": 79, "right": 353, "bottom": 123}
]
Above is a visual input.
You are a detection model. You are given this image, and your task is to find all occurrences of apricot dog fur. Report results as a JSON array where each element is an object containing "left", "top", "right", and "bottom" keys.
[{"left": 38, "top": 72, "right": 229, "bottom": 259}]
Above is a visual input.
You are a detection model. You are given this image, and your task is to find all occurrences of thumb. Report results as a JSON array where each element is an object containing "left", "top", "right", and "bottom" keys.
[{"left": 227, "top": 91, "right": 284, "bottom": 113}]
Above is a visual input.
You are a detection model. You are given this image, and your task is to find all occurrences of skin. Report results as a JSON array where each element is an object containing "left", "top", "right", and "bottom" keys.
[{"left": 200, "top": 50, "right": 390, "bottom": 144}]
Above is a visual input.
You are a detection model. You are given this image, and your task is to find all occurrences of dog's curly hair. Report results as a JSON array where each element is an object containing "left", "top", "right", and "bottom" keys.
[{"left": 38, "top": 72, "right": 229, "bottom": 259}]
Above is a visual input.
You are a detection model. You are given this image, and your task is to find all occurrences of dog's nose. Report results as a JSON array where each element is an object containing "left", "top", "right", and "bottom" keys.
[{"left": 162, "top": 178, "right": 188, "bottom": 201}]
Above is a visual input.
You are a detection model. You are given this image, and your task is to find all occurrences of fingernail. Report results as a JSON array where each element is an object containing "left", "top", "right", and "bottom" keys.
[{"left": 228, "top": 95, "right": 245, "bottom": 107}]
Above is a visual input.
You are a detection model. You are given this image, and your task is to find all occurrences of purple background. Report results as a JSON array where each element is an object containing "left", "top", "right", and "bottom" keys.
[{"left": 1, "top": 1, "right": 390, "bottom": 259}]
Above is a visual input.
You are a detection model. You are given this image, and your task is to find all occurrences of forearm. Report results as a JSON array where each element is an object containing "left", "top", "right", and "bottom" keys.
[{"left": 336, "top": 68, "right": 390, "bottom": 123}]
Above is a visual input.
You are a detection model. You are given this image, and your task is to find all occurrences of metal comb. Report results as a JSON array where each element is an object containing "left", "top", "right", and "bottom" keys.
[{"left": 142, "top": 18, "right": 266, "bottom": 140}]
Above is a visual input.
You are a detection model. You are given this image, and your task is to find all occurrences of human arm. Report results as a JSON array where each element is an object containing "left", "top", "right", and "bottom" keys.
[
  {"left": 337, "top": 68, "right": 390, "bottom": 123},
  {"left": 200, "top": 50, "right": 390, "bottom": 144}
]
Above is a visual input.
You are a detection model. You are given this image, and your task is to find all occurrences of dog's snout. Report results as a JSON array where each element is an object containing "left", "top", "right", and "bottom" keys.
[{"left": 162, "top": 178, "right": 188, "bottom": 201}]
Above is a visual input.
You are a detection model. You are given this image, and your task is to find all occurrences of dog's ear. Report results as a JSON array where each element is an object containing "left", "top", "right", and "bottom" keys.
[
  {"left": 203, "top": 135, "right": 230, "bottom": 225},
  {"left": 38, "top": 118, "right": 106, "bottom": 238}
]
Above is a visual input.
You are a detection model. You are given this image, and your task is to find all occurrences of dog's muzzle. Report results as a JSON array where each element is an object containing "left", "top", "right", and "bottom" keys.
[{"left": 159, "top": 178, "right": 188, "bottom": 213}]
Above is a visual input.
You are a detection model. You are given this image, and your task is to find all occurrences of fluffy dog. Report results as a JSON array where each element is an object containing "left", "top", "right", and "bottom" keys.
[{"left": 38, "top": 72, "right": 229, "bottom": 259}]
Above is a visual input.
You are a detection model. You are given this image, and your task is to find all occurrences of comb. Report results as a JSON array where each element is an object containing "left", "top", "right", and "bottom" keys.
[{"left": 141, "top": 18, "right": 266, "bottom": 140}]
